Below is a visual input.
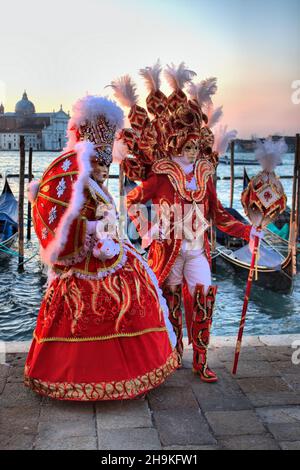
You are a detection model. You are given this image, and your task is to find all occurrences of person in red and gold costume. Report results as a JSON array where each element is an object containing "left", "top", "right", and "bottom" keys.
[
  {"left": 24, "top": 95, "right": 179, "bottom": 401},
  {"left": 111, "top": 62, "right": 263, "bottom": 383}
]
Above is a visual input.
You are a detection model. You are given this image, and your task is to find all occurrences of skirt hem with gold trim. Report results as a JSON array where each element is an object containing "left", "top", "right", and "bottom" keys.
[{"left": 24, "top": 349, "right": 179, "bottom": 401}]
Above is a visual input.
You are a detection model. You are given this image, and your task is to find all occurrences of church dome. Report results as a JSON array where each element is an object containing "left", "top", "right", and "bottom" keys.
[{"left": 15, "top": 91, "right": 35, "bottom": 116}]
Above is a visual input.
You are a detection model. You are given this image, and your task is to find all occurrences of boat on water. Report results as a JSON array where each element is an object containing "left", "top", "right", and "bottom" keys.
[
  {"left": 215, "top": 207, "right": 294, "bottom": 293},
  {"left": 0, "top": 178, "right": 18, "bottom": 259}
]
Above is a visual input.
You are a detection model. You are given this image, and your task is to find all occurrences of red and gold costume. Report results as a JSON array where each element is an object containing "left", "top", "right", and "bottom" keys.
[
  {"left": 112, "top": 63, "right": 253, "bottom": 382},
  {"left": 24, "top": 96, "right": 178, "bottom": 401}
]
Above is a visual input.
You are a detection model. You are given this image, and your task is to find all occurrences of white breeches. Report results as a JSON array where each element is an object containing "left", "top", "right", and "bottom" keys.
[{"left": 165, "top": 244, "right": 212, "bottom": 296}]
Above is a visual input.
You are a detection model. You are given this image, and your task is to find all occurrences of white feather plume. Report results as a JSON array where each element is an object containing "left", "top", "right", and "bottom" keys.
[
  {"left": 164, "top": 62, "right": 196, "bottom": 91},
  {"left": 188, "top": 77, "right": 218, "bottom": 106},
  {"left": 139, "top": 60, "right": 162, "bottom": 92},
  {"left": 255, "top": 137, "right": 287, "bottom": 171},
  {"left": 205, "top": 105, "right": 223, "bottom": 128},
  {"left": 110, "top": 75, "right": 138, "bottom": 108},
  {"left": 213, "top": 125, "right": 237, "bottom": 155}
]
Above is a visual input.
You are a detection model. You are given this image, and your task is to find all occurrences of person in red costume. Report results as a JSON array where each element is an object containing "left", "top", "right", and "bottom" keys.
[
  {"left": 111, "top": 62, "right": 263, "bottom": 383},
  {"left": 24, "top": 95, "right": 179, "bottom": 401}
]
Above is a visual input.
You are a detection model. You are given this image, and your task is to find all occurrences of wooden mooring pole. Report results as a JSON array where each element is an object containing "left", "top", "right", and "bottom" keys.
[
  {"left": 230, "top": 140, "right": 235, "bottom": 208},
  {"left": 18, "top": 136, "right": 25, "bottom": 272},
  {"left": 27, "top": 147, "right": 33, "bottom": 240},
  {"left": 289, "top": 133, "right": 300, "bottom": 276}
]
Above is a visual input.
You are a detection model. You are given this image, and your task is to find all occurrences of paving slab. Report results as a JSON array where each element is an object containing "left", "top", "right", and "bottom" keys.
[
  {"left": 279, "top": 441, "right": 300, "bottom": 450},
  {"left": 0, "top": 381, "right": 41, "bottom": 408},
  {"left": 256, "top": 406, "right": 300, "bottom": 424},
  {"left": 37, "top": 419, "right": 96, "bottom": 441},
  {"left": 35, "top": 435, "right": 97, "bottom": 450},
  {"left": 0, "top": 433, "right": 36, "bottom": 450},
  {"left": 246, "top": 392, "right": 300, "bottom": 407},
  {"left": 0, "top": 406, "right": 40, "bottom": 435},
  {"left": 148, "top": 386, "right": 199, "bottom": 411},
  {"left": 219, "top": 434, "right": 280, "bottom": 450},
  {"left": 225, "top": 360, "right": 280, "bottom": 378},
  {"left": 96, "top": 400, "right": 152, "bottom": 429},
  {"left": 98, "top": 428, "right": 161, "bottom": 450},
  {"left": 153, "top": 408, "right": 216, "bottom": 447},
  {"left": 192, "top": 368, "right": 252, "bottom": 412},
  {"left": 267, "top": 423, "right": 300, "bottom": 441},
  {"left": 205, "top": 410, "right": 266, "bottom": 437},
  {"left": 237, "top": 377, "right": 292, "bottom": 394}
]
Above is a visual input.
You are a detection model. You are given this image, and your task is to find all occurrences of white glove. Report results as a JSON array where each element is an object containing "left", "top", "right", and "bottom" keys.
[
  {"left": 249, "top": 226, "right": 264, "bottom": 254},
  {"left": 93, "top": 239, "right": 120, "bottom": 260}
]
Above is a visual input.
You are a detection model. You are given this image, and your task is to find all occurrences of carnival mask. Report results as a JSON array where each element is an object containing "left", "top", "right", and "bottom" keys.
[
  {"left": 91, "top": 158, "right": 109, "bottom": 184},
  {"left": 182, "top": 140, "right": 200, "bottom": 164}
]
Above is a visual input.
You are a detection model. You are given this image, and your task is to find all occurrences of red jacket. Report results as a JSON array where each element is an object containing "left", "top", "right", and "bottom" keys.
[{"left": 126, "top": 158, "right": 251, "bottom": 286}]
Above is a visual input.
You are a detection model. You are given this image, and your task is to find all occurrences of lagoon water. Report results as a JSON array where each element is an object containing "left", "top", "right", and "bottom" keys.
[{"left": 0, "top": 150, "right": 299, "bottom": 340}]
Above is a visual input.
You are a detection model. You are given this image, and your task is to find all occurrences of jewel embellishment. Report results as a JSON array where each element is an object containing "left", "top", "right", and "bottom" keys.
[
  {"left": 62, "top": 159, "right": 71, "bottom": 172},
  {"left": 56, "top": 178, "right": 66, "bottom": 198},
  {"left": 48, "top": 206, "right": 57, "bottom": 224}
]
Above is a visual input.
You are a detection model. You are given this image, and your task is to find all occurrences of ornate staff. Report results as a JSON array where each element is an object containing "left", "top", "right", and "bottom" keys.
[{"left": 232, "top": 137, "right": 287, "bottom": 374}]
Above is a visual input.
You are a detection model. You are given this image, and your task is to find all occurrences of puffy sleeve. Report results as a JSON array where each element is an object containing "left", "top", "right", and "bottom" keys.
[{"left": 207, "top": 176, "right": 251, "bottom": 241}]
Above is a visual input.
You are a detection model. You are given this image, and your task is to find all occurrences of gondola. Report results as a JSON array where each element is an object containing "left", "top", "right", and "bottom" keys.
[
  {"left": 0, "top": 178, "right": 18, "bottom": 260},
  {"left": 215, "top": 206, "right": 294, "bottom": 293}
]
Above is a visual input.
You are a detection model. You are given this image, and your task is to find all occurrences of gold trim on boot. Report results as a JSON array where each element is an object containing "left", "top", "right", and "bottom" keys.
[
  {"left": 191, "top": 283, "right": 218, "bottom": 383},
  {"left": 162, "top": 284, "right": 184, "bottom": 363}
]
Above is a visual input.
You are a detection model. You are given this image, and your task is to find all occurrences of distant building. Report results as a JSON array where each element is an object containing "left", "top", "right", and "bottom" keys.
[{"left": 0, "top": 91, "right": 69, "bottom": 151}]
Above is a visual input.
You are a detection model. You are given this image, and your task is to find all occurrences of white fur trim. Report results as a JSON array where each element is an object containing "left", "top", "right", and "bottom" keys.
[
  {"left": 40, "top": 141, "right": 94, "bottom": 265},
  {"left": 27, "top": 180, "right": 40, "bottom": 203}
]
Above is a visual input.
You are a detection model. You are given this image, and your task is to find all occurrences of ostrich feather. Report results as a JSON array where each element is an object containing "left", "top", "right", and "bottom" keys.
[
  {"left": 188, "top": 77, "right": 218, "bottom": 106},
  {"left": 164, "top": 62, "right": 196, "bottom": 91},
  {"left": 213, "top": 125, "right": 237, "bottom": 155},
  {"left": 205, "top": 105, "right": 223, "bottom": 128},
  {"left": 139, "top": 60, "right": 162, "bottom": 92},
  {"left": 255, "top": 137, "right": 287, "bottom": 171},
  {"left": 110, "top": 75, "right": 138, "bottom": 108}
]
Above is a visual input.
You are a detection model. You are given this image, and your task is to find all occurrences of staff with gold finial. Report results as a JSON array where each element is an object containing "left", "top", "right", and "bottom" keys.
[{"left": 232, "top": 137, "right": 288, "bottom": 375}]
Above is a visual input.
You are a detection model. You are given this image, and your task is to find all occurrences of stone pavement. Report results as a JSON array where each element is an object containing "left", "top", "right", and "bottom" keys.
[{"left": 1, "top": 335, "right": 300, "bottom": 450}]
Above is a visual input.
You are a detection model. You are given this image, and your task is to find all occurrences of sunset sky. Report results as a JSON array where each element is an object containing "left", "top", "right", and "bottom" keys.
[{"left": 0, "top": 0, "right": 299, "bottom": 138}]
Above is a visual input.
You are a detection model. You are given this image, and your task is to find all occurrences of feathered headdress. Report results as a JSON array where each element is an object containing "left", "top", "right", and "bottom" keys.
[{"left": 66, "top": 95, "right": 124, "bottom": 165}]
